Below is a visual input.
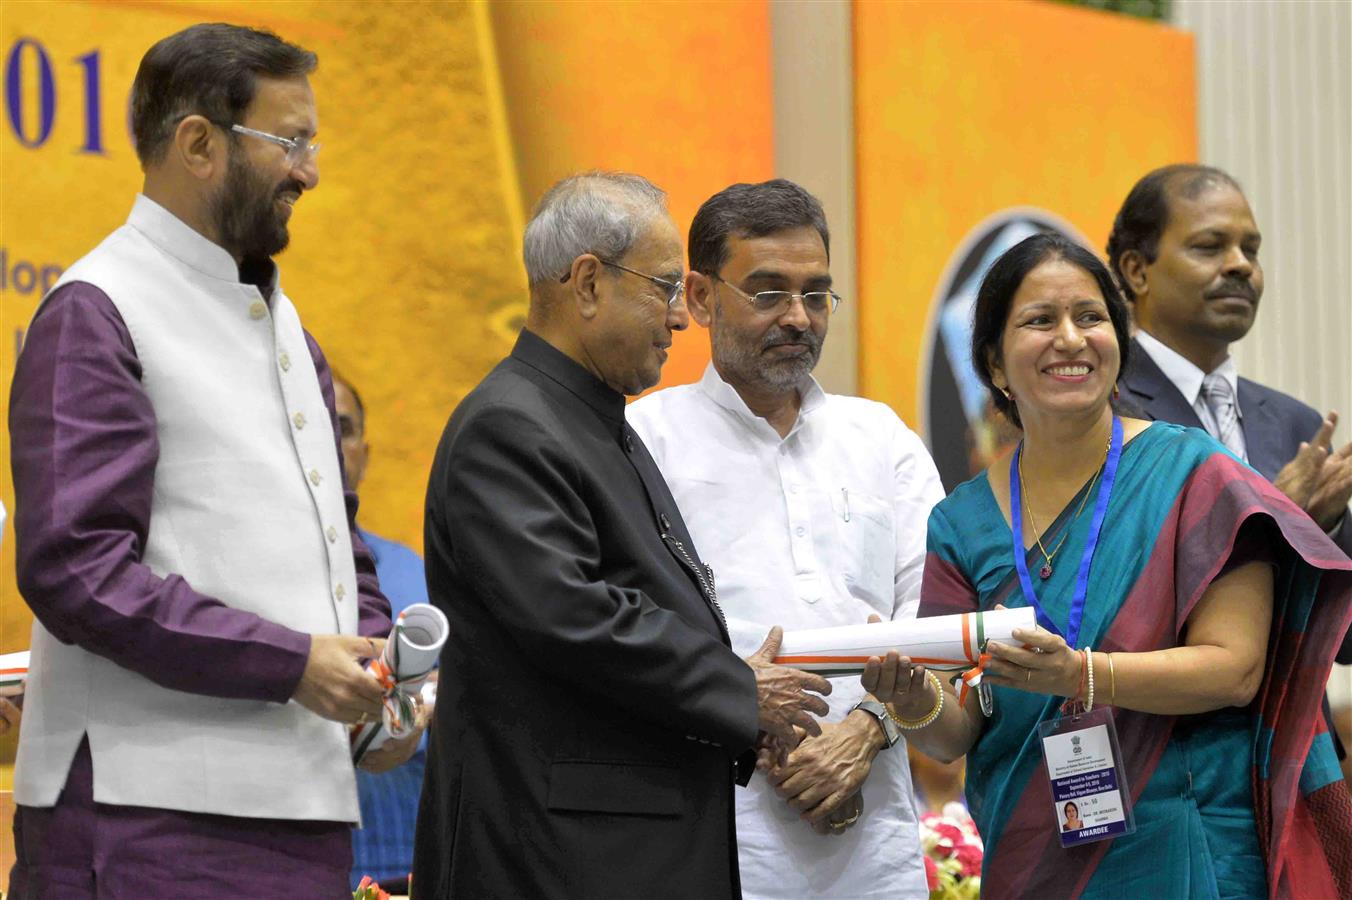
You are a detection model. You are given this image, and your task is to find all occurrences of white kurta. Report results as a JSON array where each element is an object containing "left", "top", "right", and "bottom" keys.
[{"left": 629, "top": 363, "right": 944, "bottom": 900}]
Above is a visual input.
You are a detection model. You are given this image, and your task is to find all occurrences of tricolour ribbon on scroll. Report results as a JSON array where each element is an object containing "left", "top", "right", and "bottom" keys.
[
  {"left": 350, "top": 604, "right": 448, "bottom": 763},
  {"left": 773, "top": 608, "right": 1036, "bottom": 706},
  {"left": 0, "top": 650, "right": 29, "bottom": 697}
]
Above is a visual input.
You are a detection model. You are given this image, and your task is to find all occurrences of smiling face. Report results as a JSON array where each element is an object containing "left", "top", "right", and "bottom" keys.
[
  {"left": 989, "top": 257, "right": 1121, "bottom": 431},
  {"left": 696, "top": 225, "right": 830, "bottom": 395},
  {"left": 1130, "top": 182, "right": 1263, "bottom": 368},
  {"left": 207, "top": 75, "right": 319, "bottom": 261}
]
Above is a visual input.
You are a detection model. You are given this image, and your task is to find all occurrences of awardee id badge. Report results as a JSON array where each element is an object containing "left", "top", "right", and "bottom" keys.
[{"left": 1037, "top": 707, "right": 1136, "bottom": 848}]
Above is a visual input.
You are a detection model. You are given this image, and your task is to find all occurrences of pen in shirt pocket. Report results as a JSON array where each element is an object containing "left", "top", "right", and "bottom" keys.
[{"left": 841, "top": 488, "right": 851, "bottom": 522}]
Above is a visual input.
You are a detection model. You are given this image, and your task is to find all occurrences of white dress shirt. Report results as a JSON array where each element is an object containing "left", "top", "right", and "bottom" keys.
[
  {"left": 1135, "top": 329, "right": 1247, "bottom": 460},
  {"left": 628, "top": 363, "right": 943, "bottom": 900}
]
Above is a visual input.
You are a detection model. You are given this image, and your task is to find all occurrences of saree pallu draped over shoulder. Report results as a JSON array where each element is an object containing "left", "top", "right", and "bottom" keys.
[{"left": 920, "top": 423, "right": 1352, "bottom": 900}]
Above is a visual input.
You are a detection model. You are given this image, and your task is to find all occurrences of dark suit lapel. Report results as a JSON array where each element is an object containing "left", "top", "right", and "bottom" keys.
[
  {"left": 1120, "top": 338, "right": 1205, "bottom": 428},
  {"left": 1237, "top": 379, "right": 1282, "bottom": 480}
]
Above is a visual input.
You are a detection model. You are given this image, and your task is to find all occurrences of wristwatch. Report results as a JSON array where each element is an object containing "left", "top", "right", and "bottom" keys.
[{"left": 852, "top": 698, "right": 901, "bottom": 749}]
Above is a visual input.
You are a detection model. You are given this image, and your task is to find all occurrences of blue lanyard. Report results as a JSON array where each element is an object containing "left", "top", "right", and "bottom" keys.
[{"left": 1008, "top": 416, "right": 1123, "bottom": 648}]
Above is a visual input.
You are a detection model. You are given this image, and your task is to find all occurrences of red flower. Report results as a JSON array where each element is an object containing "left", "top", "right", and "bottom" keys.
[
  {"left": 933, "top": 821, "right": 965, "bottom": 849},
  {"left": 924, "top": 854, "right": 939, "bottom": 891},
  {"left": 955, "top": 843, "right": 983, "bottom": 879},
  {"left": 353, "top": 876, "right": 391, "bottom": 900}
]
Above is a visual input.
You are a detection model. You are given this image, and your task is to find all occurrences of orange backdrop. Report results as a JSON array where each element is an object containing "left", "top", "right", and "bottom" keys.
[
  {"left": 0, "top": 0, "right": 774, "bottom": 783},
  {"left": 491, "top": 0, "right": 775, "bottom": 391},
  {"left": 0, "top": 0, "right": 528, "bottom": 777},
  {"left": 854, "top": 0, "right": 1197, "bottom": 425}
]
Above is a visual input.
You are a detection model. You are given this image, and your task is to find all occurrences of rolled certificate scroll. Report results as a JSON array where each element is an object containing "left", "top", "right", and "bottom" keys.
[
  {"left": 774, "top": 608, "right": 1036, "bottom": 706},
  {"left": 350, "top": 604, "right": 448, "bottom": 763},
  {"left": 0, "top": 650, "right": 29, "bottom": 697}
]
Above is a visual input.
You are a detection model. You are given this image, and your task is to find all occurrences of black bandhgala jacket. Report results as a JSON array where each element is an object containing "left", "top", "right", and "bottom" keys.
[{"left": 412, "top": 329, "right": 759, "bottom": 900}]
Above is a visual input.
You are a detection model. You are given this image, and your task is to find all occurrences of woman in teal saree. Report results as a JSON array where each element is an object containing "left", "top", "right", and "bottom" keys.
[{"left": 862, "top": 234, "right": 1351, "bottom": 898}]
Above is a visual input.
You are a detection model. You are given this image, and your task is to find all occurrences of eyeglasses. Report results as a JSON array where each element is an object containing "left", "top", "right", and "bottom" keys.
[
  {"left": 230, "top": 124, "right": 321, "bottom": 165},
  {"left": 712, "top": 275, "right": 841, "bottom": 315},
  {"left": 560, "top": 259, "right": 686, "bottom": 308}
]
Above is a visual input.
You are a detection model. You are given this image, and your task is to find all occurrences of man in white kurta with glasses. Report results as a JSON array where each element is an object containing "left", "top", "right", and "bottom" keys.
[{"left": 629, "top": 179, "right": 944, "bottom": 899}]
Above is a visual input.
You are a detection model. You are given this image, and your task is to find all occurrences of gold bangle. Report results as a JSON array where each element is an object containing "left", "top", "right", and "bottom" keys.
[
  {"left": 1107, "top": 652, "right": 1117, "bottom": 706},
  {"left": 887, "top": 670, "right": 944, "bottom": 730}
]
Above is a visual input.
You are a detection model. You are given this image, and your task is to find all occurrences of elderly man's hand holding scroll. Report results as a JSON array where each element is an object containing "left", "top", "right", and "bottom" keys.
[{"left": 746, "top": 626, "right": 832, "bottom": 755}]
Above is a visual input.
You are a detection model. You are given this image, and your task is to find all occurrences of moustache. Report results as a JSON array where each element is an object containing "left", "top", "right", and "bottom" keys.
[
  {"left": 760, "top": 328, "right": 821, "bottom": 353},
  {"left": 1204, "top": 279, "right": 1258, "bottom": 304}
]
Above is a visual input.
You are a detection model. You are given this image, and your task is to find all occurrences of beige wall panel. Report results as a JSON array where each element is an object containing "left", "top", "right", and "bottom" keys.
[{"left": 770, "top": 0, "right": 857, "bottom": 395}]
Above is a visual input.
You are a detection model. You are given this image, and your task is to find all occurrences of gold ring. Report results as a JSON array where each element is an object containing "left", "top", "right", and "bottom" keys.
[
  {"left": 828, "top": 820, "right": 848, "bottom": 832},
  {"left": 841, "top": 809, "right": 861, "bottom": 826}
]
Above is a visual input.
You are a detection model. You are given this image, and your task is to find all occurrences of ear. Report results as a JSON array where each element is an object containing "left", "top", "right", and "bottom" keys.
[
  {"left": 1117, "top": 249, "right": 1151, "bottom": 305},
  {"left": 685, "top": 272, "right": 715, "bottom": 328},
  {"left": 567, "top": 254, "right": 605, "bottom": 320},
  {"left": 171, "top": 114, "right": 222, "bottom": 181},
  {"left": 985, "top": 347, "right": 1007, "bottom": 391}
]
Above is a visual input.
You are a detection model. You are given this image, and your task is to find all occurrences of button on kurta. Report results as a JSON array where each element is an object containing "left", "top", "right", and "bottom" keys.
[
  {"left": 309, "top": 469, "right": 321, "bottom": 486},
  {"left": 279, "top": 352, "right": 291, "bottom": 371},
  {"left": 326, "top": 525, "right": 337, "bottom": 543},
  {"left": 293, "top": 412, "right": 306, "bottom": 429},
  {"left": 248, "top": 301, "right": 267, "bottom": 319},
  {"left": 335, "top": 583, "right": 346, "bottom": 601}
]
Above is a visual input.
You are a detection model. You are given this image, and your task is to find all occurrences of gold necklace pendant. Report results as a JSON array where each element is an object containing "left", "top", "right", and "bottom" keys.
[{"left": 1020, "top": 434, "right": 1112, "bottom": 580}]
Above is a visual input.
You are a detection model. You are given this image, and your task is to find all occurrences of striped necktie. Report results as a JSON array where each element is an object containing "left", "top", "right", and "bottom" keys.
[{"left": 1201, "top": 373, "right": 1244, "bottom": 456}]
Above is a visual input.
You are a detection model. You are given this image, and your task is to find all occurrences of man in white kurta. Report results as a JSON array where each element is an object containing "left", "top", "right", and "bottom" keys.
[{"left": 628, "top": 179, "right": 943, "bottom": 899}]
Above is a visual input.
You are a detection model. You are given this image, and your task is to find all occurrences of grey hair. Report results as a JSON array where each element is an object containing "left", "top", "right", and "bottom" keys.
[{"left": 522, "top": 172, "right": 668, "bottom": 286}]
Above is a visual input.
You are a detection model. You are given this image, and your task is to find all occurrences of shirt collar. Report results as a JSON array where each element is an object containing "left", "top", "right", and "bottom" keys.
[
  {"left": 1135, "top": 329, "right": 1240, "bottom": 409},
  {"left": 511, "top": 328, "right": 626, "bottom": 426},
  {"left": 126, "top": 194, "right": 281, "bottom": 295},
  {"left": 695, "top": 361, "right": 825, "bottom": 440}
]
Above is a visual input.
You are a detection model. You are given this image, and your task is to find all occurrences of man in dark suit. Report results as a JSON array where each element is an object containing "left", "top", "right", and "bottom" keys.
[
  {"left": 1108, "top": 163, "right": 1352, "bottom": 749},
  {"left": 412, "top": 172, "right": 833, "bottom": 899}
]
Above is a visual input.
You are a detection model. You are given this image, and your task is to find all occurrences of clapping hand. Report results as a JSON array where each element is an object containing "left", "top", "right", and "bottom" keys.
[{"left": 1276, "top": 413, "right": 1352, "bottom": 530}]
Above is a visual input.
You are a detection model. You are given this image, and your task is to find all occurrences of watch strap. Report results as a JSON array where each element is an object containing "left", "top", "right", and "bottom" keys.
[{"left": 852, "top": 698, "right": 901, "bottom": 749}]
